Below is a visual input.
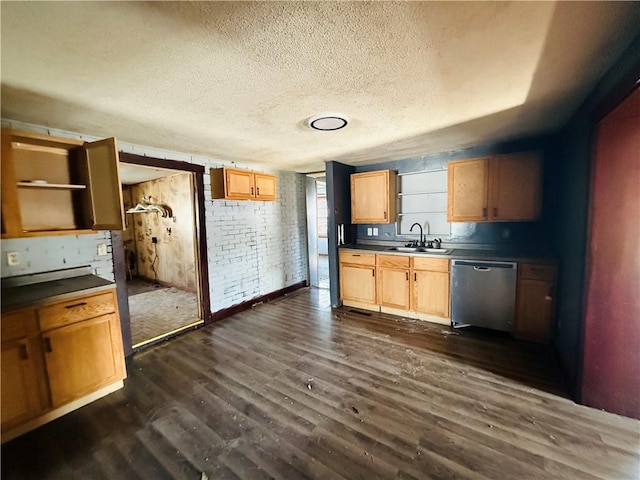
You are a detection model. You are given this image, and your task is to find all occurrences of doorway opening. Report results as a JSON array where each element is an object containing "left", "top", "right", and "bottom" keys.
[
  {"left": 306, "top": 175, "right": 329, "bottom": 289},
  {"left": 117, "top": 158, "right": 208, "bottom": 350}
]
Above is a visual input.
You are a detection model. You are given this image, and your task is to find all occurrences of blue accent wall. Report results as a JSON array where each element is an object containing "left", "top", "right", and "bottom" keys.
[{"left": 352, "top": 135, "right": 556, "bottom": 247}]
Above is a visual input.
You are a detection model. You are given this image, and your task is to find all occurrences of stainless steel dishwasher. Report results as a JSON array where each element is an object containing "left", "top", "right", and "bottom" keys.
[{"left": 451, "top": 260, "right": 517, "bottom": 332}]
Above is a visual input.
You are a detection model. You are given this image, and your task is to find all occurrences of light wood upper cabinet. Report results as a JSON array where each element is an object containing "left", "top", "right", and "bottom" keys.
[
  {"left": 210, "top": 168, "right": 277, "bottom": 201},
  {"left": 254, "top": 173, "right": 277, "bottom": 201},
  {"left": 489, "top": 152, "right": 542, "bottom": 221},
  {"left": 447, "top": 158, "right": 488, "bottom": 222},
  {"left": 1, "top": 129, "right": 124, "bottom": 238},
  {"left": 351, "top": 170, "right": 397, "bottom": 223},
  {"left": 515, "top": 263, "right": 555, "bottom": 343},
  {"left": 447, "top": 152, "right": 542, "bottom": 222}
]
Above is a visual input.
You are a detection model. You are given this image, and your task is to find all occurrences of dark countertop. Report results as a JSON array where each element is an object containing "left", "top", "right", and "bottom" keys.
[
  {"left": 339, "top": 244, "right": 556, "bottom": 264},
  {"left": 2, "top": 272, "right": 115, "bottom": 311}
]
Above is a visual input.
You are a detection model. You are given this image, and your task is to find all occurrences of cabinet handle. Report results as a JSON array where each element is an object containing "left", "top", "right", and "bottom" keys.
[
  {"left": 64, "top": 302, "right": 87, "bottom": 309},
  {"left": 256, "top": 187, "right": 260, "bottom": 195},
  {"left": 414, "top": 272, "right": 417, "bottom": 282},
  {"left": 43, "top": 337, "right": 52, "bottom": 353},
  {"left": 384, "top": 211, "right": 387, "bottom": 220},
  {"left": 352, "top": 254, "right": 361, "bottom": 257},
  {"left": 19, "top": 344, "right": 29, "bottom": 360},
  {"left": 493, "top": 207, "right": 498, "bottom": 217},
  {"left": 251, "top": 187, "right": 254, "bottom": 195},
  {"left": 372, "top": 269, "right": 375, "bottom": 277},
  {"left": 482, "top": 207, "right": 487, "bottom": 218}
]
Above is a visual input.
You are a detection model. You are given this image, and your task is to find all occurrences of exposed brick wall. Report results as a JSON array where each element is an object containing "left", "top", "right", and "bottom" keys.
[{"left": 1, "top": 119, "right": 309, "bottom": 313}]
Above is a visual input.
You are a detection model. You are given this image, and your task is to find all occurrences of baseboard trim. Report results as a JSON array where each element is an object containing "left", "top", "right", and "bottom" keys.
[{"left": 211, "top": 280, "right": 308, "bottom": 322}]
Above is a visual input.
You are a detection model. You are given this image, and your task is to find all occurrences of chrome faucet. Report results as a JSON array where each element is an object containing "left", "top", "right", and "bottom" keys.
[{"left": 410, "top": 222, "right": 425, "bottom": 247}]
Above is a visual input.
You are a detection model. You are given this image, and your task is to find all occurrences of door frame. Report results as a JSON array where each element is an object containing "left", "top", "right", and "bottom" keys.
[{"left": 114, "top": 152, "right": 211, "bottom": 356}]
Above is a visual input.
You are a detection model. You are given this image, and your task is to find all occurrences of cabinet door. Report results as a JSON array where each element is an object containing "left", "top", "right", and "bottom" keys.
[
  {"left": 351, "top": 170, "right": 396, "bottom": 224},
  {"left": 515, "top": 279, "right": 553, "bottom": 342},
  {"left": 83, "top": 138, "right": 125, "bottom": 230},
  {"left": 225, "top": 169, "right": 255, "bottom": 199},
  {"left": 254, "top": 173, "right": 277, "bottom": 201},
  {"left": 447, "top": 158, "right": 488, "bottom": 222},
  {"left": 378, "top": 267, "right": 410, "bottom": 310},
  {"left": 43, "top": 314, "right": 125, "bottom": 408},
  {"left": 1, "top": 340, "right": 42, "bottom": 430},
  {"left": 412, "top": 270, "right": 450, "bottom": 317},
  {"left": 340, "top": 264, "right": 376, "bottom": 304},
  {"left": 489, "top": 152, "right": 542, "bottom": 221}
]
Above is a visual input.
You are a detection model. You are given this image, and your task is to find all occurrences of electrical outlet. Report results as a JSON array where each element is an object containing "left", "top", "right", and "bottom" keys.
[
  {"left": 7, "top": 252, "right": 19, "bottom": 266},
  {"left": 97, "top": 244, "right": 108, "bottom": 256},
  {"left": 367, "top": 227, "right": 373, "bottom": 236},
  {"left": 373, "top": 228, "right": 379, "bottom": 236}
]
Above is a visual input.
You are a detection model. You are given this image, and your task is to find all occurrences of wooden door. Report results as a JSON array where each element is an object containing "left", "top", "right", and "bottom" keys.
[
  {"left": 1, "top": 340, "right": 42, "bottom": 430},
  {"left": 43, "top": 314, "right": 124, "bottom": 408},
  {"left": 351, "top": 170, "right": 393, "bottom": 223},
  {"left": 447, "top": 158, "right": 488, "bottom": 222},
  {"left": 489, "top": 152, "right": 542, "bottom": 221},
  {"left": 225, "top": 169, "right": 255, "bottom": 199},
  {"left": 515, "top": 279, "right": 553, "bottom": 342},
  {"left": 340, "top": 264, "right": 376, "bottom": 304},
  {"left": 377, "top": 267, "right": 410, "bottom": 310},
  {"left": 412, "top": 270, "right": 450, "bottom": 317},
  {"left": 83, "top": 138, "right": 125, "bottom": 230},
  {"left": 582, "top": 86, "right": 639, "bottom": 418},
  {"left": 254, "top": 173, "right": 277, "bottom": 201}
]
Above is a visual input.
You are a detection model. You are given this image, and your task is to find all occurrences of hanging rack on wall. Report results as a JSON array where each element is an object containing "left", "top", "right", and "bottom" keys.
[{"left": 125, "top": 196, "right": 172, "bottom": 218}]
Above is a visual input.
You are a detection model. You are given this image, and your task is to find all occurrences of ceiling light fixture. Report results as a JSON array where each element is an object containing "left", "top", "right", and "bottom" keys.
[{"left": 308, "top": 114, "right": 348, "bottom": 131}]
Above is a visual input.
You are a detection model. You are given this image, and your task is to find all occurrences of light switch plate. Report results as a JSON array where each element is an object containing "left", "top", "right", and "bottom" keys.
[
  {"left": 97, "top": 244, "right": 108, "bottom": 256},
  {"left": 373, "top": 228, "right": 379, "bottom": 236},
  {"left": 367, "top": 227, "right": 373, "bottom": 236}
]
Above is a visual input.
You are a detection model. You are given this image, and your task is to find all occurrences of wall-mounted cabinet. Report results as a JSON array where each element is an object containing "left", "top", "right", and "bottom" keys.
[
  {"left": 447, "top": 152, "right": 542, "bottom": 222},
  {"left": 1, "top": 129, "right": 124, "bottom": 238},
  {"left": 351, "top": 170, "right": 397, "bottom": 223},
  {"left": 210, "top": 167, "right": 277, "bottom": 201}
]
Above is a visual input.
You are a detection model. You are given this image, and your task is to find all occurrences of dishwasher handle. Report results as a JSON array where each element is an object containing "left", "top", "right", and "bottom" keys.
[{"left": 473, "top": 266, "right": 491, "bottom": 272}]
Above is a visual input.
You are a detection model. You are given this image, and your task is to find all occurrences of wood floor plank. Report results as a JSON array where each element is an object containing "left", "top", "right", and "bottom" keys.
[{"left": 2, "top": 287, "right": 639, "bottom": 479}]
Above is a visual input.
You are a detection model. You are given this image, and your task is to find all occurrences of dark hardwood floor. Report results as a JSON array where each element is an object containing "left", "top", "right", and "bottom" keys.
[{"left": 3, "top": 287, "right": 639, "bottom": 479}]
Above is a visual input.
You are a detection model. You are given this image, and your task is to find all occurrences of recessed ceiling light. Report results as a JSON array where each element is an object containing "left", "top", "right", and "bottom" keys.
[{"left": 308, "top": 114, "right": 348, "bottom": 131}]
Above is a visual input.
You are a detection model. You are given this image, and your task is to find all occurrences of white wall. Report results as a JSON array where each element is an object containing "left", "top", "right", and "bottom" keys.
[{"left": 1, "top": 119, "right": 309, "bottom": 312}]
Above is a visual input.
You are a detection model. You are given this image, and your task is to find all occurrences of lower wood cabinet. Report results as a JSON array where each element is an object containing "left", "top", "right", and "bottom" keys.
[
  {"left": 1, "top": 288, "right": 126, "bottom": 442},
  {"left": 339, "top": 250, "right": 450, "bottom": 324},
  {"left": 377, "top": 255, "right": 410, "bottom": 310},
  {"left": 515, "top": 263, "right": 556, "bottom": 343},
  {"left": 339, "top": 251, "right": 377, "bottom": 306}
]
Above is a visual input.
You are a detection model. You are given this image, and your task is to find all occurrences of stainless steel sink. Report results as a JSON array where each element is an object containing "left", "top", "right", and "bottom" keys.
[
  {"left": 387, "top": 247, "right": 451, "bottom": 254},
  {"left": 387, "top": 246, "right": 420, "bottom": 252}
]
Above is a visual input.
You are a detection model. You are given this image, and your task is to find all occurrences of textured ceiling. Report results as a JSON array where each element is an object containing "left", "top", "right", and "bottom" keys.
[{"left": 1, "top": 2, "right": 639, "bottom": 172}]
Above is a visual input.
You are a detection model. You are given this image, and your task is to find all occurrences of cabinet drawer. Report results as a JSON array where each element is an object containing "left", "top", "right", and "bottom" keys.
[
  {"left": 520, "top": 264, "right": 554, "bottom": 282},
  {"left": 377, "top": 254, "right": 410, "bottom": 268},
  {"left": 38, "top": 291, "right": 116, "bottom": 331},
  {"left": 412, "top": 257, "right": 450, "bottom": 272},
  {"left": 1, "top": 309, "right": 37, "bottom": 342},
  {"left": 339, "top": 251, "right": 376, "bottom": 266}
]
